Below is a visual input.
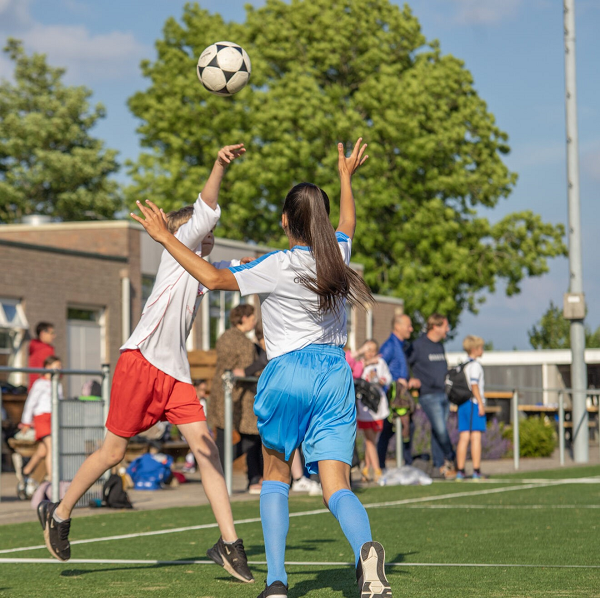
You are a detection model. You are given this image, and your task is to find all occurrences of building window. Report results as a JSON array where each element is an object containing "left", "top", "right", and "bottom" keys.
[
  {"left": 209, "top": 290, "right": 241, "bottom": 348},
  {"left": 0, "top": 298, "right": 28, "bottom": 383}
]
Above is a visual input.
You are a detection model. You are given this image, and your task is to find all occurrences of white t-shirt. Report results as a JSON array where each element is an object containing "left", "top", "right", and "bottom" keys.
[
  {"left": 464, "top": 359, "right": 485, "bottom": 404},
  {"left": 21, "top": 378, "right": 64, "bottom": 424},
  {"left": 229, "top": 232, "right": 352, "bottom": 360},
  {"left": 122, "top": 195, "right": 221, "bottom": 384},
  {"left": 356, "top": 357, "right": 391, "bottom": 422}
]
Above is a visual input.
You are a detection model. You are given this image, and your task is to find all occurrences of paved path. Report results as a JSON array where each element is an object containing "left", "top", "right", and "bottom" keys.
[{"left": 1, "top": 447, "right": 598, "bottom": 525}]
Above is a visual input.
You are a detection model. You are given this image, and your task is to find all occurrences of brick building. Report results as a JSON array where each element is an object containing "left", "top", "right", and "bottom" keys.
[{"left": 0, "top": 220, "right": 404, "bottom": 396}]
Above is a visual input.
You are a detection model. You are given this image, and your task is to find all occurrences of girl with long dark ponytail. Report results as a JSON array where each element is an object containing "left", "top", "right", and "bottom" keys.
[{"left": 134, "top": 138, "right": 392, "bottom": 597}]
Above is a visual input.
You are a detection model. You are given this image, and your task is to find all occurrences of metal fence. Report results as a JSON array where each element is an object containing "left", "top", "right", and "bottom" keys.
[
  {"left": 0, "top": 365, "right": 110, "bottom": 504},
  {"left": 220, "top": 378, "right": 600, "bottom": 493}
]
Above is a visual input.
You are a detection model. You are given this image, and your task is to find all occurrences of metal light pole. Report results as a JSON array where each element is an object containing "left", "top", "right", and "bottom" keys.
[{"left": 563, "top": 0, "right": 588, "bottom": 462}]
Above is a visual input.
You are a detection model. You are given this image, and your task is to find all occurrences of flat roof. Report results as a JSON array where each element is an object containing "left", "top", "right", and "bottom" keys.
[{"left": 447, "top": 349, "right": 600, "bottom": 366}]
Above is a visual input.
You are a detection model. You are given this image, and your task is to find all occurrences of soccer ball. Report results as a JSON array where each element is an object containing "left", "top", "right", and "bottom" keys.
[{"left": 197, "top": 41, "right": 251, "bottom": 97}]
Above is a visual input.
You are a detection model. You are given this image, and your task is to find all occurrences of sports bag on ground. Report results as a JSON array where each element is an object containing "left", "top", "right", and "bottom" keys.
[
  {"left": 103, "top": 474, "right": 134, "bottom": 509},
  {"left": 445, "top": 362, "right": 473, "bottom": 406},
  {"left": 353, "top": 378, "right": 382, "bottom": 413}
]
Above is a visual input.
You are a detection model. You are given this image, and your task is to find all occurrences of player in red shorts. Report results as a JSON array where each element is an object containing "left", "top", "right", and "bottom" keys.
[{"left": 37, "top": 144, "right": 254, "bottom": 583}]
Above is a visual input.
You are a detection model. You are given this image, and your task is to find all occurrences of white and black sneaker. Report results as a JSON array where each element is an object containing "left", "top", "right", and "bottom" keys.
[
  {"left": 356, "top": 541, "right": 392, "bottom": 597},
  {"left": 206, "top": 536, "right": 254, "bottom": 583},
  {"left": 257, "top": 580, "right": 288, "bottom": 597},
  {"left": 37, "top": 501, "right": 71, "bottom": 561}
]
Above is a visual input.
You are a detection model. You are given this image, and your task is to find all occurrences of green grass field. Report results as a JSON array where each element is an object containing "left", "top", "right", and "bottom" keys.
[{"left": 1, "top": 465, "right": 600, "bottom": 597}]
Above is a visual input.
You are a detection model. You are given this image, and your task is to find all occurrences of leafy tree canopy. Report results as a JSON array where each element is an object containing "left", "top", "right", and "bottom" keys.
[
  {"left": 126, "top": 0, "right": 566, "bottom": 328},
  {"left": 528, "top": 301, "right": 600, "bottom": 349},
  {"left": 0, "top": 39, "right": 121, "bottom": 222}
]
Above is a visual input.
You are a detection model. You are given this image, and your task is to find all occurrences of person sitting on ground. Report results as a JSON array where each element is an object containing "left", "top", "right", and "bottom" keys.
[
  {"left": 19, "top": 356, "right": 63, "bottom": 486},
  {"left": 456, "top": 336, "right": 487, "bottom": 481},
  {"left": 28, "top": 322, "right": 56, "bottom": 390}
]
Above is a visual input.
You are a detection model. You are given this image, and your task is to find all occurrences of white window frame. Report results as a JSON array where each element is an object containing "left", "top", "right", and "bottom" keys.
[{"left": 0, "top": 298, "right": 29, "bottom": 386}]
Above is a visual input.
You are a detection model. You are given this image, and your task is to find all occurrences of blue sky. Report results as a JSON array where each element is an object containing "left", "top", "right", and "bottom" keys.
[{"left": 1, "top": 0, "right": 599, "bottom": 350}]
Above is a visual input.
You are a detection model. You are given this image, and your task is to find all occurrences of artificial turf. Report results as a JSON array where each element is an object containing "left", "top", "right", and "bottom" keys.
[{"left": 1, "top": 465, "right": 599, "bottom": 597}]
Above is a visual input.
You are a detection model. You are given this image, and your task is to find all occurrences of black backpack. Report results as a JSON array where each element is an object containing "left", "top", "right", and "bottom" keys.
[
  {"left": 102, "top": 474, "right": 134, "bottom": 509},
  {"left": 354, "top": 378, "right": 382, "bottom": 413},
  {"left": 445, "top": 362, "right": 473, "bottom": 406}
]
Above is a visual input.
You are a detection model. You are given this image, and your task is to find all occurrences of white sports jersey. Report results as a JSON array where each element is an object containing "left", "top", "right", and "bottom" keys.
[
  {"left": 21, "top": 378, "right": 64, "bottom": 424},
  {"left": 357, "top": 357, "right": 391, "bottom": 422},
  {"left": 122, "top": 195, "right": 221, "bottom": 384},
  {"left": 465, "top": 359, "right": 485, "bottom": 404},
  {"left": 230, "top": 232, "right": 352, "bottom": 360}
]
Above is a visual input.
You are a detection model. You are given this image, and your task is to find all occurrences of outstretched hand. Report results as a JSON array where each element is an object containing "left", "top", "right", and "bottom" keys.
[
  {"left": 338, "top": 137, "right": 368, "bottom": 179},
  {"left": 130, "top": 200, "right": 170, "bottom": 244},
  {"left": 217, "top": 143, "right": 246, "bottom": 167}
]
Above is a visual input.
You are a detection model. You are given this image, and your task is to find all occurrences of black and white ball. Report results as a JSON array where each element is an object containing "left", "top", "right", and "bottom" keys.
[{"left": 197, "top": 41, "right": 251, "bottom": 96}]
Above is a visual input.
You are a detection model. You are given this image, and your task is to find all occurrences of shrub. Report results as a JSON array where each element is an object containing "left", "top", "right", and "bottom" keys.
[{"left": 510, "top": 416, "right": 556, "bottom": 458}]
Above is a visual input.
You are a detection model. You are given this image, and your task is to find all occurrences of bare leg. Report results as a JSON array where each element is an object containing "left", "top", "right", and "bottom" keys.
[
  {"left": 23, "top": 442, "right": 47, "bottom": 476},
  {"left": 470, "top": 431, "right": 482, "bottom": 470},
  {"left": 456, "top": 431, "right": 471, "bottom": 471},
  {"left": 263, "top": 446, "right": 292, "bottom": 482},
  {"left": 290, "top": 448, "right": 303, "bottom": 480},
  {"left": 42, "top": 436, "right": 52, "bottom": 480},
  {"left": 319, "top": 460, "right": 352, "bottom": 505},
  {"left": 178, "top": 421, "right": 237, "bottom": 543},
  {"left": 56, "top": 431, "right": 128, "bottom": 520},
  {"left": 363, "top": 429, "right": 379, "bottom": 474}
]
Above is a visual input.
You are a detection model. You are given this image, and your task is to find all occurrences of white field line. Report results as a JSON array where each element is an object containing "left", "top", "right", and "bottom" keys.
[
  {"left": 453, "top": 477, "right": 600, "bottom": 484},
  {"left": 1, "top": 558, "right": 599, "bottom": 570},
  {"left": 0, "top": 479, "right": 579, "bottom": 556},
  {"left": 402, "top": 504, "right": 600, "bottom": 509}
]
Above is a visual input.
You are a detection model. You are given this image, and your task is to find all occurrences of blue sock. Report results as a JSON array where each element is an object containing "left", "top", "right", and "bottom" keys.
[
  {"left": 328, "top": 489, "right": 372, "bottom": 566},
  {"left": 260, "top": 481, "right": 290, "bottom": 586}
]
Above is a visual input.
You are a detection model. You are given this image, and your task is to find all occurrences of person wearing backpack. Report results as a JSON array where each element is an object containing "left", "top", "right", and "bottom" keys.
[{"left": 455, "top": 336, "right": 486, "bottom": 481}]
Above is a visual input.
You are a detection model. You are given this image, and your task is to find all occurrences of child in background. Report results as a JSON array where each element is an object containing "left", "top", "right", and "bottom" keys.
[
  {"left": 455, "top": 335, "right": 486, "bottom": 481},
  {"left": 356, "top": 340, "right": 391, "bottom": 483},
  {"left": 20, "top": 356, "right": 63, "bottom": 484},
  {"left": 28, "top": 322, "right": 56, "bottom": 389}
]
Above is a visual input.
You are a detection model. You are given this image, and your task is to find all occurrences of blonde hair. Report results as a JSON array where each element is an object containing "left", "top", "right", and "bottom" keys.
[
  {"left": 166, "top": 206, "right": 194, "bottom": 234},
  {"left": 463, "top": 335, "right": 484, "bottom": 354}
]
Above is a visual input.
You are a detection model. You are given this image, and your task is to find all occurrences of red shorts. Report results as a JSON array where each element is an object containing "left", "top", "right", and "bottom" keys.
[
  {"left": 33, "top": 413, "right": 51, "bottom": 441},
  {"left": 106, "top": 350, "right": 205, "bottom": 438},
  {"left": 357, "top": 419, "right": 384, "bottom": 432}
]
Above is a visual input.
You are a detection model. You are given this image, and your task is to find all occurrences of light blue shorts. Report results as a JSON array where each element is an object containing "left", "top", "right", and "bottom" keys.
[
  {"left": 458, "top": 400, "right": 487, "bottom": 432},
  {"left": 254, "top": 344, "right": 357, "bottom": 475}
]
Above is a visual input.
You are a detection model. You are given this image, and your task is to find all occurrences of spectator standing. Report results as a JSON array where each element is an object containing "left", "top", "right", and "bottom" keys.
[
  {"left": 209, "top": 304, "right": 257, "bottom": 478},
  {"left": 408, "top": 313, "right": 456, "bottom": 479},
  {"left": 377, "top": 314, "right": 414, "bottom": 468},
  {"left": 456, "top": 336, "right": 486, "bottom": 481},
  {"left": 28, "top": 322, "right": 56, "bottom": 389},
  {"left": 355, "top": 340, "right": 391, "bottom": 483},
  {"left": 20, "top": 356, "right": 63, "bottom": 483},
  {"left": 233, "top": 321, "right": 268, "bottom": 494}
]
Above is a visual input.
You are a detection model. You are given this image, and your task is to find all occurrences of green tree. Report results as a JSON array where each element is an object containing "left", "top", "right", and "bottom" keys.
[
  {"left": 0, "top": 39, "right": 121, "bottom": 223},
  {"left": 126, "top": 0, "right": 566, "bottom": 327},
  {"left": 528, "top": 301, "right": 600, "bottom": 349}
]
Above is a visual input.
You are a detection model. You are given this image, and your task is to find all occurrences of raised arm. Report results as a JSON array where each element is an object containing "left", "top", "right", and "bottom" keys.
[
  {"left": 336, "top": 138, "right": 368, "bottom": 239},
  {"left": 132, "top": 200, "right": 239, "bottom": 291},
  {"left": 200, "top": 143, "right": 246, "bottom": 209}
]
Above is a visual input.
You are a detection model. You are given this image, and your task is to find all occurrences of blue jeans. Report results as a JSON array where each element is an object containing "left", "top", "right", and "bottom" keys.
[{"left": 419, "top": 392, "right": 455, "bottom": 468}]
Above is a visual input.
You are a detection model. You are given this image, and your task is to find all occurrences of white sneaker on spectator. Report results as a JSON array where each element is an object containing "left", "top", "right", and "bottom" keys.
[{"left": 291, "top": 477, "right": 322, "bottom": 495}]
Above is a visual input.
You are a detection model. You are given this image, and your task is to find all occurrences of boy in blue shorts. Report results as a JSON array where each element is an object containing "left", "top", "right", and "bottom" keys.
[{"left": 456, "top": 335, "right": 486, "bottom": 480}]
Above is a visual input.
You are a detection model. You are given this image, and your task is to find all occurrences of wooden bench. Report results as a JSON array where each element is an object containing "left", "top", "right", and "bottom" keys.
[{"left": 188, "top": 349, "right": 218, "bottom": 392}]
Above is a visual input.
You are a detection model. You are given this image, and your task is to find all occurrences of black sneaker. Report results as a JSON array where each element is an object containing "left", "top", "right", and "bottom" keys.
[
  {"left": 257, "top": 581, "right": 288, "bottom": 597},
  {"left": 356, "top": 541, "right": 392, "bottom": 597},
  {"left": 37, "top": 501, "right": 71, "bottom": 561},
  {"left": 206, "top": 536, "right": 254, "bottom": 583}
]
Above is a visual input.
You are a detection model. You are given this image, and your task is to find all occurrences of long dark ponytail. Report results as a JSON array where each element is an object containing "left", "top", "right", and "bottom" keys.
[{"left": 282, "top": 182, "right": 373, "bottom": 314}]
